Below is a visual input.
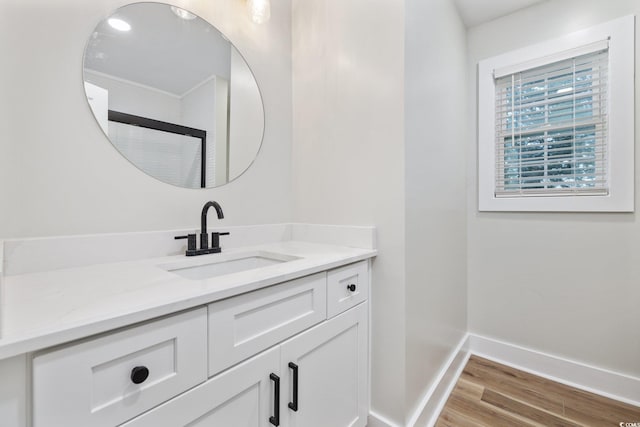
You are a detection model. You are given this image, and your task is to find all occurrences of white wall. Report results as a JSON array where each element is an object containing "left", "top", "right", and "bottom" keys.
[
  {"left": 405, "top": 0, "right": 467, "bottom": 420},
  {"left": 467, "top": 0, "right": 640, "bottom": 378},
  {"left": 293, "top": 0, "right": 469, "bottom": 424},
  {"left": 0, "top": 0, "right": 291, "bottom": 238},
  {"left": 291, "top": 0, "right": 407, "bottom": 423}
]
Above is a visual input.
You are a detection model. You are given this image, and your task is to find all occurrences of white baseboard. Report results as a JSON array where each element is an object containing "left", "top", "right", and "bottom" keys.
[
  {"left": 370, "top": 333, "right": 640, "bottom": 427},
  {"left": 367, "top": 334, "right": 471, "bottom": 427},
  {"left": 409, "top": 335, "right": 471, "bottom": 427},
  {"left": 468, "top": 334, "right": 640, "bottom": 407},
  {"left": 367, "top": 411, "right": 402, "bottom": 427}
]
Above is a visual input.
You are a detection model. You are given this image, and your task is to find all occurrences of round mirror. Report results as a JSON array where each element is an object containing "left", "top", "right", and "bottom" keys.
[{"left": 83, "top": 2, "right": 265, "bottom": 188}]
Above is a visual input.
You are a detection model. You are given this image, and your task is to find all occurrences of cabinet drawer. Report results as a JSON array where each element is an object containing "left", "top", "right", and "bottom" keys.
[
  {"left": 208, "top": 272, "right": 327, "bottom": 376},
  {"left": 32, "top": 308, "right": 207, "bottom": 427},
  {"left": 327, "top": 261, "right": 369, "bottom": 318}
]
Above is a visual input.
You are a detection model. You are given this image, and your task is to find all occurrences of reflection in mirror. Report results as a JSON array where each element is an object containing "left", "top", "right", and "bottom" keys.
[{"left": 83, "top": 2, "right": 265, "bottom": 188}]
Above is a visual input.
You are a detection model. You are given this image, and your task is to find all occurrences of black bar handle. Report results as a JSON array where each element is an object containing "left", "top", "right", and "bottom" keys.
[
  {"left": 269, "top": 373, "right": 280, "bottom": 426},
  {"left": 288, "top": 362, "right": 299, "bottom": 411}
]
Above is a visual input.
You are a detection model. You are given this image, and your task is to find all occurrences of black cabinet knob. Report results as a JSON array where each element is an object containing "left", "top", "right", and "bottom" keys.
[
  {"left": 130, "top": 366, "right": 149, "bottom": 384},
  {"left": 347, "top": 284, "right": 357, "bottom": 292}
]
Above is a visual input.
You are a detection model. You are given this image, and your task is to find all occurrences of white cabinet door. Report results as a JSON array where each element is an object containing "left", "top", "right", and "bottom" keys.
[
  {"left": 122, "top": 346, "right": 281, "bottom": 427},
  {"left": 280, "top": 303, "right": 368, "bottom": 427}
]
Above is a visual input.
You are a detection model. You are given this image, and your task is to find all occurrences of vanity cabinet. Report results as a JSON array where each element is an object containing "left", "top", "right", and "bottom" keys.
[
  {"left": 121, "top": 303, "right": 368, "bottom": 427},
  {"left": 30, "top": 260, "right": 370, "bottom": 427}
]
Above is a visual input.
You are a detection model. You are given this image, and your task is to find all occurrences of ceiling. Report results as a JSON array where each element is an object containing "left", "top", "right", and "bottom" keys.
[
  {"left": 453, "top": 0, "right": 547, "bottom": 27},
  {"left": 84, "top": 3, "right": 233, "bottom": 96}
]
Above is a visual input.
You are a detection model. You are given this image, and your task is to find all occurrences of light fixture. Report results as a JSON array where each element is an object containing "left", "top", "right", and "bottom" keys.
[
  {"left": 247, "top": 0, "right": 270, "bottom": 24},
  {"left": 107, "top": 18, "right": 131, "bottom": 32},
  {"left": 557, "top": 87, "right": 573, "bottom": 94},
  {"left": 171, "top": 6, "right": 197, "bottom": 20}
]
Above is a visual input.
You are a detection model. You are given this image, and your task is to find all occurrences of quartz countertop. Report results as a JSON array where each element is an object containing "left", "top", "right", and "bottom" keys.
[{"left": 0, "top": 241, "right": 376, "bottom": 360}]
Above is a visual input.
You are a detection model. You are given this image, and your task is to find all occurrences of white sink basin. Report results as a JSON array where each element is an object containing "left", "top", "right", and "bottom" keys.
[{"left": 160, "top": 251, "right": 300, "bottom": 280}]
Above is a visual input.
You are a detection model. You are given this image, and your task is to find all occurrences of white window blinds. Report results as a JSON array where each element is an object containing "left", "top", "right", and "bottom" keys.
[{"left": 494, "top": 44, "right": 609, "bottom": 197}]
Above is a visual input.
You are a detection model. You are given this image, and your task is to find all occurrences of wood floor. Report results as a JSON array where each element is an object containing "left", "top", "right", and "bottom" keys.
[{"left": 435, "top": 355, "right": 640, "bottom": 427}]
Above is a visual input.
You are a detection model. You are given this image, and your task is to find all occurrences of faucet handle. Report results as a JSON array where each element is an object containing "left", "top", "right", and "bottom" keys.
[
  {"left": 175, "top": 234, "right": 197, "bottom": 251},
  {"left": 211, "top": 232, "right": 230, "bottom": 252}
]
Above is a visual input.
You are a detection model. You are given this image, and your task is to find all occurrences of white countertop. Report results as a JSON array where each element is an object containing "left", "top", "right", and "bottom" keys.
[{"left": 0, "top": 241, "right": 376, "bottom": 360}]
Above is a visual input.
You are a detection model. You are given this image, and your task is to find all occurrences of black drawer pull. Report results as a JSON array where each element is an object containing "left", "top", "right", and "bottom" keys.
[
  {"left": 288, "top": 362, "right": 299, "bottom": 411},
  {"left": 347, "top": 284, "right": 357, "bottom": 292},
  {"left": 130, "top": 366, "right": 149, "bottom": 384},
  {"left": 269, "top": 373, "right": 280, "bottom": 426}
]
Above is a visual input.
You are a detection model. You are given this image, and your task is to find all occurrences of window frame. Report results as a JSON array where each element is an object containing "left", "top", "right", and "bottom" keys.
[{"left": 478, "top": 15, "right": 635, "bottom": 212}]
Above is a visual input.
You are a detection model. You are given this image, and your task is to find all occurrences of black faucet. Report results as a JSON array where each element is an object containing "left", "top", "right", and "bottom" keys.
[{"left": 175, "top": 201, "right": 229, "bottom": 256}]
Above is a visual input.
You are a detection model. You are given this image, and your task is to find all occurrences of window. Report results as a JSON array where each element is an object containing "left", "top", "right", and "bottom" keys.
[
  {"left": 496, "top": 46, "right": 608, "bottom": 197},
  {"left": 478, "top": 16, "right": 634, "bottom": 212}
]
